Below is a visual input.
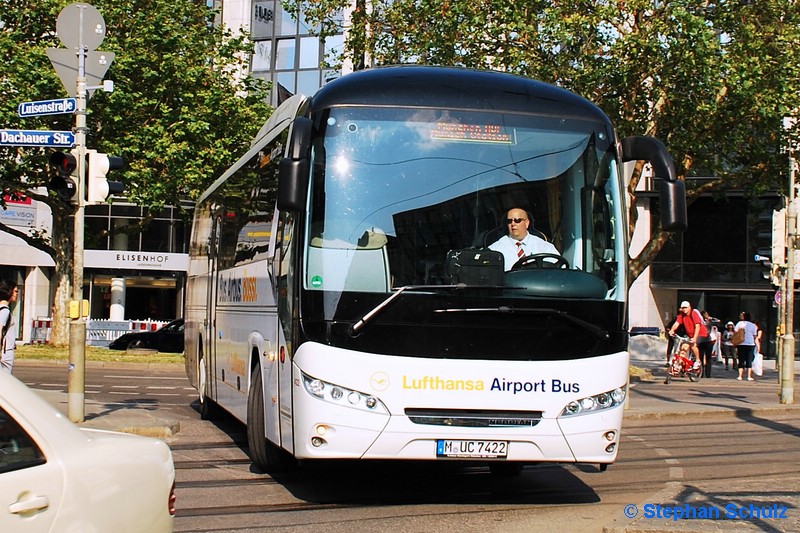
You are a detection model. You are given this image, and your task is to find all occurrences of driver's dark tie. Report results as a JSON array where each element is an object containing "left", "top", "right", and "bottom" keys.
[{"left": 516, "top": 241, "right": 524, "bottom": 257}]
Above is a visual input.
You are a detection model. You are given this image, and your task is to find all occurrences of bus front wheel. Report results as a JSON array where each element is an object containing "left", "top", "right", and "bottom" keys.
[
  {"left": 247, "top": 363, "right": 297, "bottom": 474},
  {"left": 198, "top": 353, "right": 218, "bottom": 420}
]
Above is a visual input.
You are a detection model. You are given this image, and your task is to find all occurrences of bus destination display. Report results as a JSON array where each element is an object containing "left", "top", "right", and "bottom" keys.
[{"left": 430, "top": 122, "right": 514, "bottom": 144}]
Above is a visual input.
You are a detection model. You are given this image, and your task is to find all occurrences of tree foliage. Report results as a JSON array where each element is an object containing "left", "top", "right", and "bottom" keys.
[
  {"left": 288, "top": 0, "right": 800, "bottom": 281},
  {"left": 0, "top": 0, "right": 273, "bottom": 343}
]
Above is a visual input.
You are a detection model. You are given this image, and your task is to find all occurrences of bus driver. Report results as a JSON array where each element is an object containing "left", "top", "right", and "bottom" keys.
[{"left": 489, "top": 207, "right": 559, "bottom": 271}]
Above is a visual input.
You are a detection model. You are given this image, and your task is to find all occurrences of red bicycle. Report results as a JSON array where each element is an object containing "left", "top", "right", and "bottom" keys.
[{"left": 665, "top": 335, "right": 702, "bottom": 383}]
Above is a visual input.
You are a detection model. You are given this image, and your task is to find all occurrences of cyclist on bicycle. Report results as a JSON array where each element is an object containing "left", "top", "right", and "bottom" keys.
[{"left": 668, "top": 301, "right": 708, "bottom": 363}]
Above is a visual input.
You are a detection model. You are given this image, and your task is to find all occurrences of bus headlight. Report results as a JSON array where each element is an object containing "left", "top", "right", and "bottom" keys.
[
  {"left": 301, "top": 372, "right": 389, "bottom": 414},
  {"left": 558, "top": 386, "right": 626, "bottom": 417}
]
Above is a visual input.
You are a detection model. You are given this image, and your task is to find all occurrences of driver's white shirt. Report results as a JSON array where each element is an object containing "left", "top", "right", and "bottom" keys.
[{"left": 488, "top": 233, "right": 559, "bottom": 271}]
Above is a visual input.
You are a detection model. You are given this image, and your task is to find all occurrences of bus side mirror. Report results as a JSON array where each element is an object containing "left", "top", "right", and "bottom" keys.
[
  {"left": 621, "top": 135, "right": 687, "bottom": 232},
  {"left": 659, "top": 179, "right": 688, "bottom": 232},
  {"left": 278, "top": 117, "right": 313, "bottom": 212},
  {"left": 278, "top": 159, "right": 308, "bottom": 211}
]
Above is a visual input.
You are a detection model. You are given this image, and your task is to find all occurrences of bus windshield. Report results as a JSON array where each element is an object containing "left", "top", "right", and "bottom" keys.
[{"left": 304, "top": 106, "right": 624, "bottom": 300}]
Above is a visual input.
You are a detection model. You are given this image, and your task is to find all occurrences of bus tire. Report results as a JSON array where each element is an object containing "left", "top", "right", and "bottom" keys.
[
  {"left": 198, "top": 353, "right": 218, "bottom": 420},
  {"left": 247, "top": 364, "right": 296, "bottom": 474}
]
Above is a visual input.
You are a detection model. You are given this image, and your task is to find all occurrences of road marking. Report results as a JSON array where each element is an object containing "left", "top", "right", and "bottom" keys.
[
  {"left": 104, "top": 375, "right": 187, "bottom": 381},
  {"left": 629, "top": 432, "right": 684, "bottom": 479},
  {"left": 110, "top": 385, "right": 138, "bottom": 389}
]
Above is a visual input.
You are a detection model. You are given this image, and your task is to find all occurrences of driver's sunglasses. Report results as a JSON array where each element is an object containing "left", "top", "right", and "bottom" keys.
[{"left": 506, "top": 218, "right": 526, "bottom": 224}]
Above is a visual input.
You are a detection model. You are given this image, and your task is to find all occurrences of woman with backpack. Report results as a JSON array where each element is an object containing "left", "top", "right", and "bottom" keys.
[{"left": 0, "top": 279, "right": 19, "bottom": 374}]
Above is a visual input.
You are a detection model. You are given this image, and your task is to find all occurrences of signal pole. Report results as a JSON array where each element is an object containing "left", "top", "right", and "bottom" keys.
[
  {"left": 68, "top": 12, "right": 89, "bottom": 423},
  {"left": 782, "top": 158, "right": 798, "bottom": 404},
  {"left": 48, "top": 3, "right": 115, "bottom": 422}
]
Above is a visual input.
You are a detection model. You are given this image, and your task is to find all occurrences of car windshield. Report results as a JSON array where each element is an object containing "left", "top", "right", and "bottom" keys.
[{"left": 303, "top": 106, "right": 624, "bottom": 300}]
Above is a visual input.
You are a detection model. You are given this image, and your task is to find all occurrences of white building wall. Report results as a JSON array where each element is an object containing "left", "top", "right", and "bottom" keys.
[
  {"left": 221, "top": 0, "right": 250, "bottom": 35},
  {"left": 628, "top": 200, "right": 664, "bottom": 330},
  {"left": 22, "top": 267, "right": 52, "bottom": 343},
  {"left": 625, "top": 162, "right": 673, "bottom": 332},
  {"left": 220, "top": 0, "right": 252, "bottom": 91}
]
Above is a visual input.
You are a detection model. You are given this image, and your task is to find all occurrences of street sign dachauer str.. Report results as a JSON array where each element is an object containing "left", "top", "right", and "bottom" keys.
[{"left": 0, "top": 130, "right": 76, "bottom": 148}]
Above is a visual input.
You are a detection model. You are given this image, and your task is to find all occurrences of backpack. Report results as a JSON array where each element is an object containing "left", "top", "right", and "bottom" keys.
[
  {"left": 679, "top": 309, "right": 708, "bottom": 338},
  {"left": 0, "top": 305, "right": 9, "bottom": 351}
]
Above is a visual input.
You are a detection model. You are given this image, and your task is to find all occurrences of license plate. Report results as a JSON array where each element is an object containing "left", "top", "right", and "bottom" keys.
[{"left": 436, "top": 439, "right": 508, "bottom": 458}]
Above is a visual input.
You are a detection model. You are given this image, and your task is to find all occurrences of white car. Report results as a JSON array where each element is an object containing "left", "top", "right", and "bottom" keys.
[{"left": 0, "top": 371, "right": 175, "bottom": 532}]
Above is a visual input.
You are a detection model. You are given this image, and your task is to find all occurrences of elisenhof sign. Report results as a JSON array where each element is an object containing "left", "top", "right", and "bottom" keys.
[{"left": 84, "top": 250, "right": 189, "bottom": 272}]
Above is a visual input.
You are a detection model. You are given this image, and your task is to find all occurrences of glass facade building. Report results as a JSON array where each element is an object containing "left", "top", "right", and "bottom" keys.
[
  {"left": 249, "top": 0, "right": 343, "bottom": 102},
  {"left": 650, "top": 193, "right": 788, "bottom": 357}
]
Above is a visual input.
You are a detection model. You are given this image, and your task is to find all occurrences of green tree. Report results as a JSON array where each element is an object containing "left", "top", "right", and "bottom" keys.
[
  {"left": 0, "top": 0, "right": 272, "bottom": 344},
  {"left": 288, "top": 0, "right": 800, "bottom": 282}
]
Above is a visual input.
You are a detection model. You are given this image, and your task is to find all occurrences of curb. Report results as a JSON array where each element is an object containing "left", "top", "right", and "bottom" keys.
[
  {"left": 15, "top": 358, "right": 185, "bottom": 371},
  {"left": 80, "top": 418, "right": 181, "bottom": 439},
  {"left": 623, "top": 404, "right": 800, "bottom": 421}
]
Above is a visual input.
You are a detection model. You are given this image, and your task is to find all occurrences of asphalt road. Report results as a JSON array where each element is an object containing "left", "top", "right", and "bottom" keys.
[{"left": 14, "top": 363, "right": 800, "bottom": 532}]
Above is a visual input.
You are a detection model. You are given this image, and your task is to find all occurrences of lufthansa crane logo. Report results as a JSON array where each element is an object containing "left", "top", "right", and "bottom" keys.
[{"left": 370, "top": 372, "right": 390, "bottom": 392}]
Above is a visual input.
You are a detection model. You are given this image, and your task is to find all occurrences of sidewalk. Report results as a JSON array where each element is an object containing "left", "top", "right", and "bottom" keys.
[{"left": 626, "top": 335, "right": 800, "bottom": 420}]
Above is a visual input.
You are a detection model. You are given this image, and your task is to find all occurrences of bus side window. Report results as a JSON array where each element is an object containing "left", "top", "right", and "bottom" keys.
[{"left": 276, "top": 212, "right": 296, "bottom": 344}]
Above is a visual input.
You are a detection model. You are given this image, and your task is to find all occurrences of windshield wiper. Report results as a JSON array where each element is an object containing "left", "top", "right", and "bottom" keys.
[
  {"left": 349, "top": 283, "right": 504, "bottom": 336},
  {"left": 433, "top": 306, "right": 609, "bottom": 340}
]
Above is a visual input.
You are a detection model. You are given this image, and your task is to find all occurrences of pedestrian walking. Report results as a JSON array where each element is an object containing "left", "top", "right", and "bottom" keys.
[
  {"left": 702, "top": 310, "right": 721, "bottom": 373},
  {"left": 754, "top": 318, "right": 764, "bottom": 356},
  {"left": 734, "top": 311, "right": 758, "bottom": 382},
  {"left": 720, "top": 321, "right": 737, "bottom": 370}
]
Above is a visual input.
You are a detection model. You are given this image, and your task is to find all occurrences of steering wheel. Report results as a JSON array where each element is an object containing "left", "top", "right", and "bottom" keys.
[{"left": 511, "top": 253, "right": 570, "bottom": 271}]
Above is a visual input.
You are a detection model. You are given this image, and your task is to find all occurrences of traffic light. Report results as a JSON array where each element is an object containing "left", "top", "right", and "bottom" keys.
[
  {"left": 754, "top": 208, "right": 782, "bottom": 286},
  {"left": 48, "top": 150, "right": 79, "bottom": 204},
  {"left": 772, "top": 208, "right": 786, "bottom": 266},
  {"left": 86, "top": 149, "right": 125, "bottom": 203}
]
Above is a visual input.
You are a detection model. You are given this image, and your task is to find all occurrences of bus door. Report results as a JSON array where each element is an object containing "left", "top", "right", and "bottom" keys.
[
  {"left": 205, "top": 209, "right": 222, "bottom": 403},
  {"left": 273, "top": 209, "right": 298, "bottom": 452}
]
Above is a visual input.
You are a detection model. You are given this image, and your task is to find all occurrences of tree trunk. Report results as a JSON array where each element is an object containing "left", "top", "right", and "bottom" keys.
[{"left": 48, "top": 205, "right": 74, "bottom": 347}]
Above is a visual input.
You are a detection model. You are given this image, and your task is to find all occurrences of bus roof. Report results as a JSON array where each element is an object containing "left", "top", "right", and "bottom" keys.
[{"left": 310, "top": 65, "right": 611, "bottom": 125}]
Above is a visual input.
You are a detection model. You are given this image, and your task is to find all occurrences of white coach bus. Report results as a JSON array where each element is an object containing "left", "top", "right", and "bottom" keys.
[{"left": 185, "top": 66, "right": 687, "bottom": 475}]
